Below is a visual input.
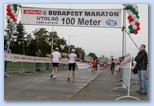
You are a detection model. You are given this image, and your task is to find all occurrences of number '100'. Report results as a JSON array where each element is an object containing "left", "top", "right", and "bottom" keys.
[{"left": 61, "top": 18, "right": 75, "bottom": 25}]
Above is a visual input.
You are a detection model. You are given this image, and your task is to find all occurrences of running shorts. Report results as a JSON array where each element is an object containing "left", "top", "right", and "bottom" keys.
[{"left": 69, "top": 63, "right": 76, "bottom": 71}]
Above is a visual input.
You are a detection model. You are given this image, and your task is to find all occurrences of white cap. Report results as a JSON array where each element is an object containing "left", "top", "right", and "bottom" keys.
[{"left": 55, "top": 47, "right": 59, "bottom": 50}]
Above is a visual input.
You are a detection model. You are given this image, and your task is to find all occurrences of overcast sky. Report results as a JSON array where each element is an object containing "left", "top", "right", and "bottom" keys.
[{"left": 9, "top": 3, "right": 148, "bottom": 58}]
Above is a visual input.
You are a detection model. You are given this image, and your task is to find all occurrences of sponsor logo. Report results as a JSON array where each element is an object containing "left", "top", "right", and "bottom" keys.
[
  {"left": 23, "top": 9, "right": 43, "bottom": 15},
  {"left": 105, "top": 19, "right": 117, "bottom": 26}
]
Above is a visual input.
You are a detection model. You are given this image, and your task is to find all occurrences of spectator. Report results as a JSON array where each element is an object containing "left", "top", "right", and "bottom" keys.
[
  {"left": 133, "top": 44, "right": 148, "bottom": 95},
  {"left": 110, "top": 58, "right": 115, "bottom": 75}
]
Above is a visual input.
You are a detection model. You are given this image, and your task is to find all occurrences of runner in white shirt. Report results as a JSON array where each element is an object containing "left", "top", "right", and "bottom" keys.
[
  {"left": 50, "top": 47, "right": 61, "bottom": 79},
  {"left": 67, "top": 49, "right": 77, "bottom": 81}
]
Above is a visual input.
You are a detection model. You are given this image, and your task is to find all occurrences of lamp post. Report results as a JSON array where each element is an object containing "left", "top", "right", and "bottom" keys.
[
  {"left": 68, "top": 35, "right": 76, "bottom": 53},
  {"left": 51, "top": 33, "right": 53, "bottom": 52},
  {"left": 51, "top": 26, "right": 54, "bottom": 52},
  {"left": 47, "top": 31, "right": 54, "bottom": 53},
  {"left": 68, "top": 36, "right": 71, "bottom": 53}
]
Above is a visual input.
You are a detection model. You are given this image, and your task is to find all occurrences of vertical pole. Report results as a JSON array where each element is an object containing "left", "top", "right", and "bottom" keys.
[
  {"left": 51, "top": 26, "right": 54, "bottom": 52},
  {"left": 122, "top": 8, "right": 126, "bottom": 56},
  {"left": 68, "top": 3, "right": 71, "bottom": 54},
  {"left": 51, "top": 34, "right": 53, "bottom": 52},
  {"left": 21, "top": 37, "right": 25, "bottom": 73},
  {"left": 68, "top": 36, "right": 70, "bottom": 53},
  {"left": 127, "top": 57, "right": 132, "bottom": 96}
]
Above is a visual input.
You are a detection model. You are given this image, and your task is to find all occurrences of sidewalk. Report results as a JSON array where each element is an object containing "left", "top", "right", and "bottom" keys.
[{"left": 4, "top": 69, "right": 101, "bottom": 101}]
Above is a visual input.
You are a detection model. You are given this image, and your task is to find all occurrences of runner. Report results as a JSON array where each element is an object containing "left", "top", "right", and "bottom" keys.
[
  {"left": 50, "top": 47, "right": 61, "bottom": 79},
  {"left": 67, "top": 49, "right": 77, "bottom": 81},
  {"left": 91, "top": 58, "right": 97, "bottom": 73}
]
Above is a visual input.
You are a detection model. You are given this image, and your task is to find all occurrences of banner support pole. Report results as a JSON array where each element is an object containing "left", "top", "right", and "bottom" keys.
[{"left": 122, "top": 8, "right": 126, "bottom": 57}]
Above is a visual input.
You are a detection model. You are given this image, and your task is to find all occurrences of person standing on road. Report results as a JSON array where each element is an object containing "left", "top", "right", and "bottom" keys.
[
  {"left": 50, "top": 47, "right": 61, "bottom": 79},
  {"left": 110, "top": 58, "right": 115, "bottom": 75},
  {"left": 67, "top": 49, "right": 77, "bottom": 81},
  {"left": 133, "top": 44, "right": 148, "bottom": 95}
]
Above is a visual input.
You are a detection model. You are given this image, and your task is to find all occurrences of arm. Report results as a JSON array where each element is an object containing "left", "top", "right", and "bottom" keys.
[{"left": 131, "top": 61, "right": 137, "bottom": 70}]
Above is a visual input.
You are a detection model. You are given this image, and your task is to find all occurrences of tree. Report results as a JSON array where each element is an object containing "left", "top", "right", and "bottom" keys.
[
  {"left": 75, "top": 47, "right": 84, "bottom": 58},
  {"left": 33, "top": 29, "right": 68, "bottom": 56},
  {"left": 48, "top": 32, "right": 67, "bottom": 51},
  {"left": 16, "top": 21, "right": 26, "bottom": 42},
  {"left": 56, "top": 38, "right": 67, "bottom": 52},
  {"left": 13, "top": 21, "right": 26, "bottom": 54},
  {"left": 6, "top": 21, "right": 26, "bottom": 54},
  {"left": 33, "top": 28, "right": 49, "bottom": 56},
  {"left": 63, "top": 45, "right": 69, "bottom": 53},
  {"left": 4, "top": 19, "right": 16, "bottom": 53},
  {"left": 34, "top": 28, "right": 48, "bottom": 40},
  {"left": 26, "top": 39, "right": 37, "bottom": 56},
  {"left": 88, "top": 52, "right": 97, "bottom": 59},
  {"left": 24, "top": 34, "right": 36, "bottom": 55}
]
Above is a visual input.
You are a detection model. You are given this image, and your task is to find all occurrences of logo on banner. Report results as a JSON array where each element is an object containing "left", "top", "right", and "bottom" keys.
[
  {"left": 105, "top": 19, "right": 117, "bottom": 27},
  {"left": 23, "top": 9, "right": 43, "bottom": 15}
]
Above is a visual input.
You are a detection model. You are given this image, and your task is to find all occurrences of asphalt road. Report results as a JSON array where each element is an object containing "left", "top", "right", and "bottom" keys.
[
  {"left": 4, "top": 69, "right": 101, "bottom": 101},
  {"left": 4, "top": 69, "right": 149, "bottom": 101}
]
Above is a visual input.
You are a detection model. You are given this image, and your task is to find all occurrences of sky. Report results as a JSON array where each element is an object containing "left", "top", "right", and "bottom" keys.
[{"left": 7, "top": 3, "right": 148, "bottom": 58}]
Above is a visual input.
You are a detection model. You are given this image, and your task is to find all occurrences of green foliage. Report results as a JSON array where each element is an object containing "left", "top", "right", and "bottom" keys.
[
  {"left": 5, "top": 22, "right": 85, "bottom": 57},
  {"left": 88, "top": 52, "right": 97, "bottom": 59}
]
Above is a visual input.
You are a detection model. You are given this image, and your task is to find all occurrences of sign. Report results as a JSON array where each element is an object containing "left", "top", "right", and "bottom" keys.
[{"left": 21, "top": 7, "right": 122, "bottom": 28}]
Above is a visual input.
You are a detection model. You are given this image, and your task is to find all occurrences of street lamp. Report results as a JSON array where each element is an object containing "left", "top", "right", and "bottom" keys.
[
  {"left": 47, "top": 32, "right": 54, "bottom": 53},
  {"left": 68, "top": 35, "right": 76, "bottom": 53},
  {"left": 51, "top": 26, "right": 54, "bottom": 53},
  {"left": 51, "top": 33, "right": 53, "bottom": 52}
]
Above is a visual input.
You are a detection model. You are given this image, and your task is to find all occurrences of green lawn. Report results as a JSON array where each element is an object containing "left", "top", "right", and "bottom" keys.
[
  {"left": 5, "top": 61, "right": 68, "bottom": 72},
  {"left": 5, "top": 62, "right": 48, "bottom": 72}
]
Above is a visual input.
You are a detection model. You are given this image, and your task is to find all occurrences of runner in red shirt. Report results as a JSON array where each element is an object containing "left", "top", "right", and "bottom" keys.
[{"left": 91, "top": 58, "right": 97, "bottom": 72}]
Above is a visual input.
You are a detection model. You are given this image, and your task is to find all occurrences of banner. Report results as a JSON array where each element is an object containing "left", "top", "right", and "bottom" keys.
[
  {"left": 21, "top": 7, "right": 122, "bottom": 28},
  {"left": 76, "top": 62, "right": 91, "bottom": 69},
  {"left": 5, "top": 53, "right": 90, "bottom": 69},
  {"left": 5, "top": 53, "right": 51, "bottom": 63}
]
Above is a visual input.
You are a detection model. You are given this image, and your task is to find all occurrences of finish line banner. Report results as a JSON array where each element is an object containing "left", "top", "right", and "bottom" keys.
[
  {"left": 21, "top": 7, "right": 122, "bottom": 28},
  {"left": 5, "top": 53, "right": 90, "bottom": 69}
]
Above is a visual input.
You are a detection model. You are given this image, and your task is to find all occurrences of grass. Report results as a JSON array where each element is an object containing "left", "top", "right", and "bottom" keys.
[
  {"left": 5, "top": 62, "right": 67, "bottom": 72},
  {"left": 5, "top": 62, "right": 35, "bottom": 72}
]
